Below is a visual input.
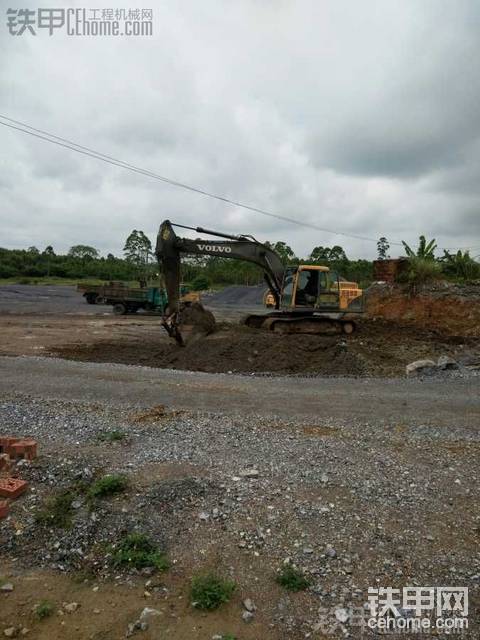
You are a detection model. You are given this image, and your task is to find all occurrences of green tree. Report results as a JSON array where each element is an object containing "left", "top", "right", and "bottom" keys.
[
  {"left": 309, "top": 245, "right": 347, "bottom": 263},
  {"left": 272, "top": 241, "right": 296, "bottom": 263},
  {"left": 68, "top": 245, "right": 99, "bottom": 260},
  {"left": 42, "top": 245, "right": 55, "bottom": 277},
  {"left": 123, "top": 230, "right": 152, "bottom": 266},
  {"left": 264, "top": 241, "right": 296, "bottom": 264},
  {"left": 328, "top": 245, "right": 347, "bottom": 262},
  {"left": 309, "top": 246, "right": 330, "bottom": 263},
  {"left": 377, "top": 237, "right": 390, "bottom": 260}
]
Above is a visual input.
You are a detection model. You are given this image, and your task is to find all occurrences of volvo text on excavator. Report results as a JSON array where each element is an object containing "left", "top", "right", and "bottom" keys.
[{"left": 155, "top": 220, "right": 363, "bottom": 345}]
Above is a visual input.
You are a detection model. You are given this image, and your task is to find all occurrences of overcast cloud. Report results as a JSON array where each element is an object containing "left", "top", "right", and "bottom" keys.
[{"left": 1, "top": 0, "right": 480, "bottom": 259}]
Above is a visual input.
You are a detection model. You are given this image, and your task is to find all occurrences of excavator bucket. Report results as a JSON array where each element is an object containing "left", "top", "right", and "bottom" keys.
[
  {"left": 162, "top": 301, "right": 215, "bottom": 346},
  {"left": 178, "top": 301, "right": 216, "bottom": 345}
]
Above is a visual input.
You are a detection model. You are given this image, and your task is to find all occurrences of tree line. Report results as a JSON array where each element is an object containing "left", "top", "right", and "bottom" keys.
[{"left": 0, "top": 230, "right": 477, "bottom": 288}]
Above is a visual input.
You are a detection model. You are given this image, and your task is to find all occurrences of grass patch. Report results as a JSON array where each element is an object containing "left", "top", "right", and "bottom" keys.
[
  {"left": 397, "top": 257, "right": 442, "bottom": 287},
  {"left": 36, "top": 476, "right": 127, "bottom": 526},
  {"left": 88, "top": 474, "right": 128, "bottom": 498},
  {"left": 190, "top": 573, "right": 236, "bottom": 610},
  {"left": 34, "top": 600, "right": 55, "bottom": 619},
  {"left": 35, "top": 490, "right": 76, "bottom": 529},
  {"left": 276, "top": 565, "right": 311, "bottom": 592},
  {"left": 97, "top": 430, "right": 126, "bottom": 443},
  {"left": 112, "top": 533, "right": 169, "bottom": 571}
]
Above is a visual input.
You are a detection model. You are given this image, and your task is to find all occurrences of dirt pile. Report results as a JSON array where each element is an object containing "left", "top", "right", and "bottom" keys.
[
  {"left": 52, "top": 320, "right": 479, "bottom": 377},
  {"left": 54, "top": 326, "right": 364, "bottom": 376},
  {"left": 367, "top": 282, "right": 480, "bottom": 336},
  {"left": 179, "top": 301, "right": 216, "bottom": 338}
]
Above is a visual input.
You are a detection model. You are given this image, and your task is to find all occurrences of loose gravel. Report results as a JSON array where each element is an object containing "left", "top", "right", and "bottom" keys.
[{"left": 1, "top": 390, "right": 479, "bottom": 638}]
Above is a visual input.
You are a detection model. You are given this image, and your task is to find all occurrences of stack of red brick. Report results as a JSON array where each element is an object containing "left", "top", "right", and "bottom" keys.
[{"left": 0, "top": 436, "right": 37, "bottom": 519}]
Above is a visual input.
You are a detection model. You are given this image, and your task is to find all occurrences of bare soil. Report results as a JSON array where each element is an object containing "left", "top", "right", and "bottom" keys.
[
  {"left": 0, "top": 560, "right": 281, "bottom": 640},
  {"left": 367, "top": 282, "right": 480, "bottom": 337},
  {"left": 1, "top": 284, "right": 478, "bottom": 378},
  {"left": 51, "top": 318, "right": 478, "bottom": 377}
]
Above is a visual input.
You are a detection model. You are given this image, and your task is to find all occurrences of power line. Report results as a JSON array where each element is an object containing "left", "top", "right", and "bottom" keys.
[
  {"left": 0, "top": 114, "right": 476, "bottom": 254},
  {"left": 0, "top": 114, "right": 403, "bottom": 245}
]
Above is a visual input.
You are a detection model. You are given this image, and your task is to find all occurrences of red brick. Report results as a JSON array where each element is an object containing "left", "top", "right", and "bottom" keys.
[
  {"left": 0, "top": 477, "right": 28, "bottom": 499},
  {"left": 0, "top": 500, "right": 9, "bottom": 518},
  {"left": 0, "top": 437, "right": 20, "bottom": 455},
  {"left": 10, "top": 439, "right": 37, "bottom": 461}
]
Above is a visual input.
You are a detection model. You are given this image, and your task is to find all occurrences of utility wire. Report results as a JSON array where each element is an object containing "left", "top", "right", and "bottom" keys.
[
  {"left": 0, "top": 114, "right": 476, "bottom": 253},
  {"left": 0, "top": 114, "right": 402, "bottom": 245}
]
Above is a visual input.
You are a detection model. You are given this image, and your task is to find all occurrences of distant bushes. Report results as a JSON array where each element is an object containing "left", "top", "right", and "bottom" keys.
[
  {"left": 398, "top": 236, "right": 480, "bottom": 285},
  {"left": 191, "top": 275, "right": 211, "bottom": 291},
  {"left": 0, "top": 247, "right": 139, "bottom": 282},
  {"left": 398, "top": 257, "right": 443, "bottom": 286},
  {"left": 0, "top": 245, "right": 377, "bottom": 289}
]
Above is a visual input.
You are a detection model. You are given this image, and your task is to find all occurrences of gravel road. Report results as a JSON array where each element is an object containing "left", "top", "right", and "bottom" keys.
[
  {"left": 0, "top": 356, "right": 479, "bottom": 638},
  {"left": 0, "top": 285, "right": 97, "bottom": 314},
  {"left": 0, "top": 356, "right": 479, "bottom": 425}
]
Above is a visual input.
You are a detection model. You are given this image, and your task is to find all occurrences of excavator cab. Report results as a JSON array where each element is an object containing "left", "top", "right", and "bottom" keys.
[
  {"left": 280, "top": 266, "right": 363, "bottom": 313},
  {"left": 295, "top": 267, "right": 330, "bottom": 308}
]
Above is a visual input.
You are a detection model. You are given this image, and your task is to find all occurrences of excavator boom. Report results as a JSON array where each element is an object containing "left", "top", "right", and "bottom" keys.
[
  {"left": 155, "top": 219, "right": 363, "bottom": 345},
  {"left": 155, "top": 220, "right": 285, "bottom": 343}
]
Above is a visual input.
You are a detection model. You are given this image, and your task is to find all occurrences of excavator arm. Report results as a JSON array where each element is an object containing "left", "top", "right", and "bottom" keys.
[{"left": 155, "top": 220, "right": 285, "bottom": 343}]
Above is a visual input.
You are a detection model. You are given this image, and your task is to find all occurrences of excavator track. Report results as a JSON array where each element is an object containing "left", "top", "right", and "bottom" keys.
[{"left": 244, "top": 314, "right": 356, "bottom": 335}]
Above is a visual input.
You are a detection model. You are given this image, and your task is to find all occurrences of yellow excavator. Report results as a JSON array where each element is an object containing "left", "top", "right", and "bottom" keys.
[{"left": 156, "top": 220, "right": 363, "bottom": 345}]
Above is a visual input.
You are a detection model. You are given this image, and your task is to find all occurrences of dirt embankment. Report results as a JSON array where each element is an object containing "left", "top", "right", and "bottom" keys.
[
  {"left": 52, "top": 319, "right": 479, "bottom": 377},
  {"left": 366, "top": 282, "right": 480, "bottom": 337}
]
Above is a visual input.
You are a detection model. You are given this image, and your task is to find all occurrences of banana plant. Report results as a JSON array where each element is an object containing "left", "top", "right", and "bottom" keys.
[
  {"left": 442, "top": 250, "right": 480, "bottom": 280},
  {"left": 402, "top": 235, "right": 437, "bottom": 260}
]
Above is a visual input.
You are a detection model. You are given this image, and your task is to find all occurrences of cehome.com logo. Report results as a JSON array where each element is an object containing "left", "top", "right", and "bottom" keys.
[{"left": 6, "top": 8, "right": 153, "bottom": 37}]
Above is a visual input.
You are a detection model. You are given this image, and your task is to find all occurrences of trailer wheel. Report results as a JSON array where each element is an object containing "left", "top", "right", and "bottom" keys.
[{"left": 113, "top": 303, "right": 127, "bottom": 315}]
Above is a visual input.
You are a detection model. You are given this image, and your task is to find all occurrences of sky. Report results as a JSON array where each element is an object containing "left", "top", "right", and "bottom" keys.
[{"left": 1, "top": 0, "right": 480, "bottom": 260}]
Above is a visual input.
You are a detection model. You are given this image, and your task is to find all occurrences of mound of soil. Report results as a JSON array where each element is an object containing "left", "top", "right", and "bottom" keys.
[
  {"left": 179, "top": 301, "right": 216, "bottom": 334},
  {"left": 367, "top": 282, "right": 480, "bottom": 337},
  {"left": 52, "top": 320, "right": 479, "bottom": 377}
]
